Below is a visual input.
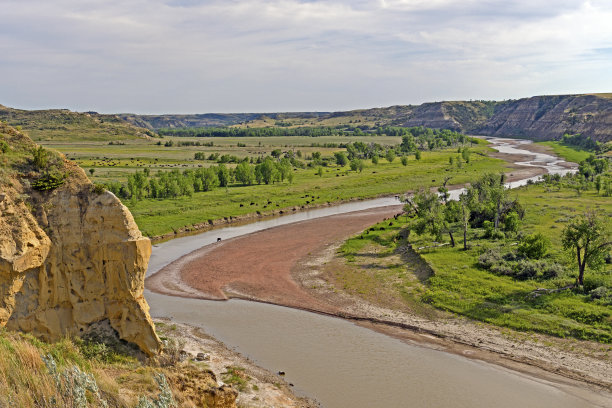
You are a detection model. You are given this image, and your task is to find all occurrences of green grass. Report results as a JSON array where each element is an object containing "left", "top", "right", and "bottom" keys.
[
  {"left": 0, "top": 106, "right": 153, "bottom": 141},
  {"left": 37, "top": 134, "right": 507, "bottom": 237},
  {"left": 126, "top": 145, "right": 505, "bottom": 236},
  {"left": 537, "top": 141, "right": 592, "bottom": 163},
  {"left": 338, "top": 182, "right": 612, "bottom": 343}
]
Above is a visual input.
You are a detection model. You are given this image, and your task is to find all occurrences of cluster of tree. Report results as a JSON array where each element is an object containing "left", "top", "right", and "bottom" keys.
[
  {"left": 400, "top": 131, "right": 475, "bottom": 152},
  {"left": 157, "top": 140, "right": 214, "bottom": 147},
  {"left": 105, "top": 158, "right": 295, "bottom": 201},
  {"left": 561, "top": 134, "right": 609, "bottom": 153},
  {"left": 404, "top": 172, "right": 610, "bottom": 287},
  {"left": 158, "top": 126, "right": 349, "bottom": 138},
  {"left": 541, "top": 155, "right": 611, "bottom": 196},
  {"left": 157, "top": 125, "right": 477, "bottom": 141},
  {"left": 403, "top": 173, "right": 522, "bottom": 250}
]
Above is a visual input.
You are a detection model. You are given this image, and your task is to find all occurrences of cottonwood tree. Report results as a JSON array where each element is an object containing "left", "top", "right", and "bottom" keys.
[
  {"left": 458, "top": 187, "right": 477, "bottom": 250},
  {"left": 404, "top": 187, "right": 457, "bottom": 247},
  {"left": 562, "top": 212, "right": 611, "bottom": 286}
]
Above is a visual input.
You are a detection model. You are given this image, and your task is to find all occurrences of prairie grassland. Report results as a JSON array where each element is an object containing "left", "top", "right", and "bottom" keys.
[
  {"left": 338, "top": 182, "right": 612, "bottom": 343},
  {"left": 40, "top": 136, "right": 506, "bottom": 237}
]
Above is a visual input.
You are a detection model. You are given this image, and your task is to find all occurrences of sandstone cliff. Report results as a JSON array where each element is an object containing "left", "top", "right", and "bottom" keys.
[
  {"left": 118, "top": 93, "right": 612, "bottom": 143},
  {"left": 475, "top": 94, "right": 612, "bottom": 142},
  {"left": 0, "top": 123, "right": 161, "bottom": 355}
]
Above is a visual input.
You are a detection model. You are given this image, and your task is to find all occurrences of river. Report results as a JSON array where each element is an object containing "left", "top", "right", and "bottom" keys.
[{"left": 145, "top": 138, "right": 604, "bottom": 408}]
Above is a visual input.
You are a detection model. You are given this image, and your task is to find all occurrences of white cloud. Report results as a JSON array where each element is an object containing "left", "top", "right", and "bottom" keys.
[{"left": 0, "top": 0, "right": 610, "bottom": 113}]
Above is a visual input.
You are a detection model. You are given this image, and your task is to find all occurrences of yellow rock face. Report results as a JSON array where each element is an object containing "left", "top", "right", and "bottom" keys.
[{"left": 0, "top": 172, "right": 162, "bottom": 355}]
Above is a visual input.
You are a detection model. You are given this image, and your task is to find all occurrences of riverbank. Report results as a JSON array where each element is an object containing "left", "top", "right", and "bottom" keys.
[
  {"left": 147, "top": 209, "right": 612, "bottom": 398},
  {"left": 154, "top": 318, "right": 319, "bottom": 408},
  {"left": 145, "top": 138, "right": 610, "bottom": 406}
]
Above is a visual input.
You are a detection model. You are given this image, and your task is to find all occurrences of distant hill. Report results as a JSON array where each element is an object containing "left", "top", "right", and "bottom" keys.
[
  {"left": 4, "top": 93, "right": 611, "bottom": 143},
  {"left": 117, "top": 111, "right": 331, "bottom": 130},
  {"left": 0, "top": 105, "right": 155, "bottom": 141},
  {"left": 120, "top": 94, "right": 612, "bottom": 142}
]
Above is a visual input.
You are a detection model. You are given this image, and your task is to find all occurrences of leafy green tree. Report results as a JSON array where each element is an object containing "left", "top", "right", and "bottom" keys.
[
  {"left": 371, "top": 155, "right": 379, "bottom": 165},
  {"left": 334, "top": 151, "right": 348, "bottom": 167},
  {"left": 562, "top": 212, "right": 611, "bottom": 286},
  {"left": 461, "top": 147, "right": 471, "bottom": 163},
  {"left": 404, "top": 188, "right": 456, "bottom": 247},
  {"left": 458, "top": 188, "right": 477, "bottom": 250},
  {"left": 217, "top": 164, "right": 230, "bottom": 187},
  {"left": 414, "top": 150, "right": 421, "bottom": 160},
  {"left": 235, "top": 161, "right": 254, "bottom": 185},
  {"left": 276, "top": 158, "right": 292, "bottom": 182},
  {"left": 256, "top": 157, "right": 278, "bottom": 184},
  {"left": 518, "top": 233, "right": 549, "bottom": 259},
  {"left": 350, "top": 158, "right": 364, "bottom": 172},
  {"left": 385, "top": 150, "right": 396, "bottom": 163},
  {"left": 503, "top": 211, "right": 520, "bottom": 234},
  {"left": 32, "top": 146, "right": 48, "bottom": 169},
  {"left": 199, "top": 167, "right": 219, "bottom": 191},
  {"left": 401, "top": 156, "right": 408, "bottom": 166},
  {"left": 127, "top": 171, "right": 148, "bottom": 200}
]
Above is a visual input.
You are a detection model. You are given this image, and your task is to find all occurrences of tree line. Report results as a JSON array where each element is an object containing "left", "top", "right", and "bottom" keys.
[{"left": 103, "top": 158, "right": 295, "bottom": 201}]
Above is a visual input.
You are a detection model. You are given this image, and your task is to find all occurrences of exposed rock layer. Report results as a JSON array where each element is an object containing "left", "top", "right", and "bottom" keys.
[
  {"left": 0, "top": 123, "right": 161, "bottom": 355},
  {"left": 120, "top": 93, "right": 612, "bottom": 142}
]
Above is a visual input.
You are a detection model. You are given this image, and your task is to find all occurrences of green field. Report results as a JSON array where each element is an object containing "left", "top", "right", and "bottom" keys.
[
  {"left": 42, "top": 135, "right": 403, "bottom": 182},
  {"left": 338, "top": 181, "right": 612, "bottom": 343},
  {"left": 0, "top": 106, "right": 153, "bottom": 142},
  {"left": 39, "top": 135, "right": 507, "bottom": 237},
  {"left": 537, "top": 141, "right": 592, "bottom": 163}
]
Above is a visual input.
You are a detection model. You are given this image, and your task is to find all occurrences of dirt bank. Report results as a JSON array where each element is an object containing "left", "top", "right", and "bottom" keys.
[
  {"left": 145, "top": 141, "right": 610, "bottom": 402},
  {"left": 154, "top": 318, "right": 319, "bottom": 408},
  {"left": 147, "top": 205, "right": 403, "bottom": 312}
]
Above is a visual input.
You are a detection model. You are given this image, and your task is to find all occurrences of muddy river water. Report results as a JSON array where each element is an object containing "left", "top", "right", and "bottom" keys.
[{"left": 146, "top": 138, "right": 607, "bottom": 407}]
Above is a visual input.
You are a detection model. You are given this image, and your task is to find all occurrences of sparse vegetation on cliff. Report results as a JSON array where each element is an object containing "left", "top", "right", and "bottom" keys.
[{"left": 0, "top": 327, "right": 240, "bottom": 407}]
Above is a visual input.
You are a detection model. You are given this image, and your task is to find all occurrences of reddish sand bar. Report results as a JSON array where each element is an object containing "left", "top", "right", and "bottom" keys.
[{"left": 147, "top": 205, "right": 403, "bottom": 312}]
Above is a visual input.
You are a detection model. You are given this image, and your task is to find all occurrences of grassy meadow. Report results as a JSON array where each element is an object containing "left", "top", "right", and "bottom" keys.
[
  {"left": 536, "top": 141, "right": 593, "bottom": 163},
  {"left": 40, "top": 136, "right": 507, "bottom": 237},
  {"left": 337, "top": 178, "right": 612, "bottom": 343}
]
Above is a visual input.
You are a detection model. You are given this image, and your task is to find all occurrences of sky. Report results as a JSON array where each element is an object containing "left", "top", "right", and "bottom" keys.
[{"left": 1, "top": 0, "right": 611, "bottom": 114}]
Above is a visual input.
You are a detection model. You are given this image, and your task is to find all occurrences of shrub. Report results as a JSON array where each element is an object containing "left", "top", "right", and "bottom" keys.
[
  {"left": 32, "top": 146, "right": 49, "bottom": 169},
  {"left": 32, "top": 173, "right": 66, "bottom": 191},
  {"left": 91, "top": 184, "right": 106, "bottom": 195},
  {"left": 482, "top": 220, "right": 494, "bottom": 238},
  {"left": 478, "top": 248, "right": 503, "bottom": 269},
  {"left": 513, "top": 259, "right": 539, "bottom": 280},
  {"left": 0, "top": 140, "right": 8, "bottom": 153},
  {"left": 490, "top": 230, "right": 505, "bottom": 240},
  {"left": 589, "top": 286, "right": 609, "bottom": 300},
  {"left": 401, "top": 156, "right": 408, "bottom": 166},
  {"left": 503, "top": 211, "right": 520, "bottom": 234},
  {"left": 517, "top": 233, "right": 550, "bottom": 259}
]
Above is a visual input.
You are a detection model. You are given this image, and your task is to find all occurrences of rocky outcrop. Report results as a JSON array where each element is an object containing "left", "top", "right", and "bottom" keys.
[
  {"left": 120, "top": 94, "right": 612, "bottom": 143},
  {"left": 0, "top": 123, "right": 161, "bottom": 355},
  {"left": 475, "top": 94, "right": 612, "bottom": 142}
]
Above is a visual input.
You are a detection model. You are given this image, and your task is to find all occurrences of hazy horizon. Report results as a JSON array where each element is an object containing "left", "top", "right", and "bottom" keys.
[{"left": 2, "top": 0, "right": 611, "bottom": 114}]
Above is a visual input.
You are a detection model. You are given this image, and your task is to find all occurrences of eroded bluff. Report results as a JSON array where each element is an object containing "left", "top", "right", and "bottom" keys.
[{"left": 0, "top": 127, "right": 161, "bottom": 355}]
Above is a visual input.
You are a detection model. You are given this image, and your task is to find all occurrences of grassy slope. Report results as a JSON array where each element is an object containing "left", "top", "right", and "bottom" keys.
[
  {"left": 536, "top": 141, "right": 592, "bottom": 163},
  {"left": 0, "top": 105, "right": 153, "bottom": 141},
  {"left": 0, "top": 325, "right": 229, "bottom": 408},
  {"left": 128, "top": 145, "right": 505, "bottom": 237},
  {"left": 41, "top": 135, "right": 404, "bottom": 183},
  {"left": 339, "top": 183, "right": 612, "bottom": 343}
]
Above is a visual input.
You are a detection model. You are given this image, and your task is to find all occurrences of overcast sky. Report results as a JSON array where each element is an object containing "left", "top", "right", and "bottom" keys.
[{"left": 1, "top": 0, "right": 611, "bottom": 114}]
